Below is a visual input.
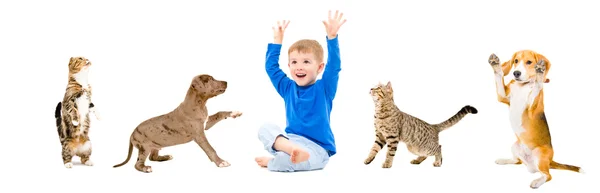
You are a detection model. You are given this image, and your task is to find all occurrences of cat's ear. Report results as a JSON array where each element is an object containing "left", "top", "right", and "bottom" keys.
[{"left": 386, "top": 81, "right": 392, "bottom": 89}]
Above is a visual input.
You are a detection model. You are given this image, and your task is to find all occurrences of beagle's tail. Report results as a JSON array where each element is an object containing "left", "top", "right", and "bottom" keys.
[
  {"left": 551, "top": 161, "right": 583, "bottom": 173},
  {"left": 433, "top": 105, "right": 478, "bottom": 132}
]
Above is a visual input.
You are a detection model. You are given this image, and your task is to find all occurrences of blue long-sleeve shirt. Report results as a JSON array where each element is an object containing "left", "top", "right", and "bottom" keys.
[{"left": 265, "top": 35, "right": 341, "bottom": 157}]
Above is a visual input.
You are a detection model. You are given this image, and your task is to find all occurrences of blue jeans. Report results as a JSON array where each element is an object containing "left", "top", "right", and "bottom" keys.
[{"left": 258, "top": 123, "right": 330, "bottom": 172}]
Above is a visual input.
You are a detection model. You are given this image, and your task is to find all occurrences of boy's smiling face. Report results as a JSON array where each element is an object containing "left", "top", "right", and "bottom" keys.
[{"left": 288, "top": 50, "right": 324, "bottom": 86}]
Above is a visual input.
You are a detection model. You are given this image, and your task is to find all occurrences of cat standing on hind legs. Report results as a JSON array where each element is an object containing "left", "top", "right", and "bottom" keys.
[
  {"left": 54, "top": 57, "right": 101, "bottom": 168},
  {"left": 363, "top": 81, "right": 478, "bottom": 168}
]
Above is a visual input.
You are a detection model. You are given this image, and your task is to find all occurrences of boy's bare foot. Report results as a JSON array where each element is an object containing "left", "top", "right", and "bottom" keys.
[
  {"left": 255, "top": 157, "right": 272, "bottom": 168},
  {"left": 290, "top": 148, "right": 310, "bottom": 164}
]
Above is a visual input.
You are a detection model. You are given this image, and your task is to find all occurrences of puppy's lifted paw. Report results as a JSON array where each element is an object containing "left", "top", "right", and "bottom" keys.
[
  {"left": 72, "top": 120, "right": 79, "bottom": 126},
  {"left": 229, "top": 111, "right": 242, "bottom": 118},
  {"left": 217, "top": 160, "right": 231, "bottom": 168}
]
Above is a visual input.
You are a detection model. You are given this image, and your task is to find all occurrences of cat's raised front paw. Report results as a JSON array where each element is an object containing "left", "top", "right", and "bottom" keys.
[{"left": 229, "top": 111, "right": 242, "bottom": 118}]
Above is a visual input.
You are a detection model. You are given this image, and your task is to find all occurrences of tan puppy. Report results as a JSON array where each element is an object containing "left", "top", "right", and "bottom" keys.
[
  {"left": 488, "top": 50, "right": 583, "bottom": 189},
  {"left": 113, "top": 74, "right": 242, "bottom": 173}
]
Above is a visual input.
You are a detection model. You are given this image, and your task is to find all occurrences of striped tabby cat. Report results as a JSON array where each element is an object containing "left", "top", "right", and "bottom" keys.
[
  {"left": 54, "top": 56, "right": 100, "bottom": 168},
  {"left": 364, "top": 81, "right": 478, "bottom": 168}
]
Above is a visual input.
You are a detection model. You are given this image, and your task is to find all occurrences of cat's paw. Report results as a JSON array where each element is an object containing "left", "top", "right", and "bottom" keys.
[
  {"left": 72, "top": 120, "right": 79, "bottom": 126},
  {"left": 64, "top": 162, "right": 73, "bottom": 168},
  {"left": 410, "top": 159, "right": 423, "bottom": 165},
  {"left": 229, "top": 111, "right": 242, "bottom": 119},
  {"left": 84, "top": 160, "right": 94, "bottom": 166},
  {"left": 433, "top": 160, "right": 442, "bottom": 167},
  {"left": 364, "top": 157, "right": 375, "bottom": 165},
  {"left": 382, "top": 162, "right": 393, "bottom": 168}
]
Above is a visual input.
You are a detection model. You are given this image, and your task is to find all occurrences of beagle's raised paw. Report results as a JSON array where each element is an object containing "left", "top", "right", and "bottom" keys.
[{"left": 535, "top": 59, "right": 546, "bottom": 74}]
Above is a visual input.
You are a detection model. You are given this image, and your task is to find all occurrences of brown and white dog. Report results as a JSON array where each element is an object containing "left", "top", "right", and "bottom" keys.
[
  {"left": 113, "top": 74, "right": 242, "bottom": 173},
  {"left": 488, "top": 50, "right": 583, "bottom": 189}
]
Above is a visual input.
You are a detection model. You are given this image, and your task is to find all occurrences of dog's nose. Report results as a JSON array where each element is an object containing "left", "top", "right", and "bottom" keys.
[{"left": 513, "top": 71, "right": 521, "bottom": 77}]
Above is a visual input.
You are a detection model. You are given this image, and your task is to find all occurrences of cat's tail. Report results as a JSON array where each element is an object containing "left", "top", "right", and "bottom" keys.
[
  {"left": 433, "top": 105, "right": 478, "bottom": 132},
  {"left": 55, "top": 102, "right": 62, "bottom": 127},
  {"left": 113, "top": 141, "right": 134, "bottom": 168}
]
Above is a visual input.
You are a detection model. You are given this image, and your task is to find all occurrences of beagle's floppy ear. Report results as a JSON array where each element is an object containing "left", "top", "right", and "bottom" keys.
[
  {"left": 534, "top": 53, "right": 551, "bottom": 83},
  {"left": 501, "top": 52, "right": 518, "bottom": 76}
]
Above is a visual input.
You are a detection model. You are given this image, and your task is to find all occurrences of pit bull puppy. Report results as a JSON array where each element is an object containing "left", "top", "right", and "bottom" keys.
[{"left": 113, "top": 74, "right": 242, "bottom": 173}]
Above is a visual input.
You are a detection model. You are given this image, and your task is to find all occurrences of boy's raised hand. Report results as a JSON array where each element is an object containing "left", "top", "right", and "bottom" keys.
[
  {"left": 323, "top": 10, "right": 347, "bottom": 40},
  {"left": 272, "top": 20, "right": 290, "bottom": 44}
]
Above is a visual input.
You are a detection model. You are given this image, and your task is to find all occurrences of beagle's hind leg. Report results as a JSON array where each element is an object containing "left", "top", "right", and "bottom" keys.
[{"left": 495, "top": 141, "right": 523, "bottom": 165}]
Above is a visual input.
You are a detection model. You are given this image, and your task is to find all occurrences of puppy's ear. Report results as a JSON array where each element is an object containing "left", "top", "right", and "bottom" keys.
[
  {"left": 191, "top": 76, "right": 208, "bottom": 95},
  {"left": 190, "top": 77, "right": 200, "bottom": 92}
]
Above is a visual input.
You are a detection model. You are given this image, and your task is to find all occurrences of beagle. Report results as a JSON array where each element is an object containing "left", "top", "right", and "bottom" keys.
[{"left": 487, "top": 50, "right": 583, "bottom": 189}]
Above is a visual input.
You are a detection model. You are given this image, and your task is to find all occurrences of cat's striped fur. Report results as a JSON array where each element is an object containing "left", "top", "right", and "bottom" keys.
[
  {"left": 54, "top": 56, "right": 100, "bottom": 168},
  {"left": 364, "top": 81, "right": 478, "bottom": 168}
]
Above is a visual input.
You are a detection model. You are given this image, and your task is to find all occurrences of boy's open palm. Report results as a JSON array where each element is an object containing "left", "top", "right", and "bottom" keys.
[
  {"left": 323, "top": 10, "right": 347, "bottom": 40},
  {"left": 272, "top": 20, "right": 290, "bottom": 44}
]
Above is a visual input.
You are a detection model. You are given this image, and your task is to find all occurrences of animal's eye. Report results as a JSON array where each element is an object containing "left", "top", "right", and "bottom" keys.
[
  {"left": 526, "top": 61, "right": 532, "bottom": 65},
  {"left": 514, "top": 59, "right": 519, "bottom": 63}
]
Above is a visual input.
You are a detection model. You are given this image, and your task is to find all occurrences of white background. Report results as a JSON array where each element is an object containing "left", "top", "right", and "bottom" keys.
[{"left": 1, "top": 0, "right": 598, "bottom": 192}]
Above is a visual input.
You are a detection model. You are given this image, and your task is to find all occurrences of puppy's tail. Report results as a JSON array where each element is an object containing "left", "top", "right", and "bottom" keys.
[
  {"left": 433, "top": 105, "right": 478, "bottom": 132},
  {"left": 113, "top": 141, "right": 134, "bottom": 168},
  {"left": 551, "top": 161, "right": 583, "bottom": 173}
]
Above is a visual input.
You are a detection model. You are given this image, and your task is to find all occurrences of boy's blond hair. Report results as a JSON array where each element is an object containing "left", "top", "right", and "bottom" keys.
[{"left": 288, "top": 39, "right": 324, "bottom": 63}]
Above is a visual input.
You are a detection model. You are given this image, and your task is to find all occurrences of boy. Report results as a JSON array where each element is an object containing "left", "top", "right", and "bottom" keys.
[{"left": 255, "top": 10, "right": 347, "bottom": 172}]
